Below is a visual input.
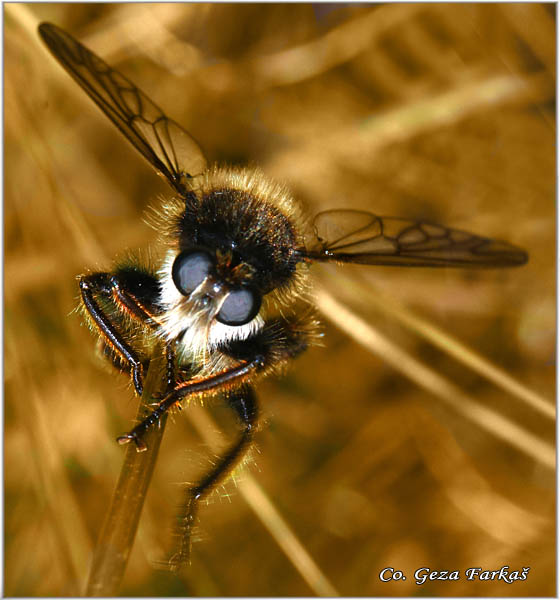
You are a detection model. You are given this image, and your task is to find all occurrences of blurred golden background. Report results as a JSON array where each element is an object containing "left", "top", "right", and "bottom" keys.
[{"left": 5, "top": 3, "right": 555, "bottom": 596}]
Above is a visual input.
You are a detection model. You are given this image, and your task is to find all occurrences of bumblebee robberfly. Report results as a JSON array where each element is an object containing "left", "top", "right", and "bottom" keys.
[{"left": 38, "top": 22, "right": 528, "bottom": 570}]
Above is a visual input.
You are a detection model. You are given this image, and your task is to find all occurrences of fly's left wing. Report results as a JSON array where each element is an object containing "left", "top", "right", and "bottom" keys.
[
  {"left": 38, "top": 22, "right": 207, "bottom": 195},
  {"left": 300, "top": 209, "right": 528, "bottom": 268}
]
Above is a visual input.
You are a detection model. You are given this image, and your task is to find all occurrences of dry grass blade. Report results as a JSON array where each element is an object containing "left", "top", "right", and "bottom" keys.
[
  {"left": 187, "top": 405, "right": 339, "bottom": 597},
  {"left": 86, "top": 348, "right": 168, "bottom": 595},
  {"left": 239, "top": 478, "right": 339, "bottom": 597},
  {"left": 4, "top": 3, "right": 38, "bottom": 41},
  {"left": 410, "top": 406, "right": 550, "bottom": 546},
  {"left": 315, "top": 289, "right": 554, "bottom": 471},
  {"left": 334, "top": 271, "right": 554, "bottom": 420},
  {"left": 83, "top": 5, "right": 204, "bottom": 74},
  {"left": 251, "top": 4, "right": 425, "bottom": 87},
  {"left": 370, "top": 285, "right": 554, "bottom": 420},
  {"left": 6, "top": 335, "right": 91, "bottom": 594},
  {"left": 272, "top": 71, "right": 543, "bottom": 187}
]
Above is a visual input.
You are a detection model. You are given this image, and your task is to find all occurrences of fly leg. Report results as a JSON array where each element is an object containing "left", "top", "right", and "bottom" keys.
[
  {"left": 169, "top": 386, "right": 258, "bottom": 570},
  {"left": 117, "top": 356, "right": 264, "bottom": 451},
  {"left": 79, "top": 273, "right": 148, "bottom": 395}
]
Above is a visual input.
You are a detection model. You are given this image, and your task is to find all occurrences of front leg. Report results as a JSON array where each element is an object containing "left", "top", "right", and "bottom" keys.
[
  {"left": 80, "top": 266, "right": 163, "bottom": 395},
  {"left": 118, "top": 312, "right": 316, "bottom": 451},
  {"left": 117, "top": 356, "right": 265, "bottom": 451},
  {"left": 80, "top": 273, "right": 148, "bottom": 395}
]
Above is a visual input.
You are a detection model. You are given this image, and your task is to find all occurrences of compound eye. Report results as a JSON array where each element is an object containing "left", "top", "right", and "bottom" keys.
[
  {"left": 216, "top": 288, "right": 261, "bottom": 326},
  {"left": 172, "top": 250, "right": 213, "bottom": 296}
]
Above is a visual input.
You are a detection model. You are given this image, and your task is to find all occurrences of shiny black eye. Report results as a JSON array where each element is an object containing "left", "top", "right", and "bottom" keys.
[
  {"left": 216, "top": 288, "right": 261, "bottom": 326},
  {"left": 172, "top": 250, "right": 213, "bottom": 296}
]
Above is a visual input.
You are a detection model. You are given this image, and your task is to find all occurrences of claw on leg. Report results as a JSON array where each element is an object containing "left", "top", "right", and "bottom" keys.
[{"left": 116, "top": 432, "right": 148, "bottom": 452}]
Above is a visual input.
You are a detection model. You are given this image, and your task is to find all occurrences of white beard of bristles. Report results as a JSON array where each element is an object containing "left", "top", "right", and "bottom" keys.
[{"left": 157, "top": 251, "right": 264, "bottom": 364}]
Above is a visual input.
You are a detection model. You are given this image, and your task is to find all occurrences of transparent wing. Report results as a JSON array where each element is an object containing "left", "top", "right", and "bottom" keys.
[
  {"left": 301, "top": 209, "right": 528, "bottom": 267},
  {"left": 38, "top": 22, "right": 207, "bottom": 195}
]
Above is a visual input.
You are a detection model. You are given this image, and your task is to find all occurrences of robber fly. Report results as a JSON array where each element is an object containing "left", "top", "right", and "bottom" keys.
[{"left": 38, "top": 22, "right": 528, "bottom": 569}]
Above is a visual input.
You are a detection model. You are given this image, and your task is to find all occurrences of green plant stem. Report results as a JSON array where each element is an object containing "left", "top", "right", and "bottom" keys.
[{"left": 85, "top": 348, "right": 168, "bottom": 596}]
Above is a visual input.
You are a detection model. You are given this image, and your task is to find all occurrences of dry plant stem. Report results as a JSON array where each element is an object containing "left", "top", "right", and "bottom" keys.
[
  {"left": 239, "top": 477, "right": 339, "bottom": 597},
  {"left": 316, "top": 289, "right": 555, "bottom": 471},
  {"left": 334, "top": 270, "right": 554, "bottom": 420},
  {"left": 85, "top": 349, "right": 168, "bottom": 596},
  {"left": 369, "top": 287, "right": 554, "bottom": 420}
]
